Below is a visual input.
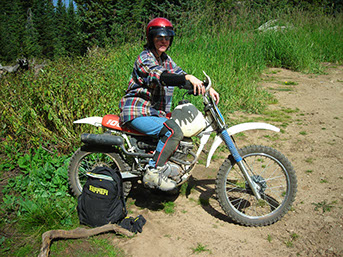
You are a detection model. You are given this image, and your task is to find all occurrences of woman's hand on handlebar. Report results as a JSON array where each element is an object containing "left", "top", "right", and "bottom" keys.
[
  {"left": 185, "top": 75, "right": 205, "bottom": 96},
  {"left": 185, "top": 74, "right": 220, "bottom": 104}
]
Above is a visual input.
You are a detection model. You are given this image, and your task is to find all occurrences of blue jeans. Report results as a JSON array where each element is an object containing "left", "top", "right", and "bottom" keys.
[{"left": 129, "top": 116, "right": 167, "bottom": 137}]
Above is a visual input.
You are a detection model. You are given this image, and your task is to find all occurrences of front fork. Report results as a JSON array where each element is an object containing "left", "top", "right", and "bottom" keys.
[{"left": 221, "top": 130, "right": 262, "bottom": 200}]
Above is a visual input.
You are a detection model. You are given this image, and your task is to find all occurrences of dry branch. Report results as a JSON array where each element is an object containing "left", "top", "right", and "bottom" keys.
[{"left": 38, "top": 224, "right": 133, "bottom": 257}]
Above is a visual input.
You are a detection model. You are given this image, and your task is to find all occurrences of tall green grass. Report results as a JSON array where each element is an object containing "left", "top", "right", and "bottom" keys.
[{"left": 0, "top": 7, "right": 342, "bottom": 155}]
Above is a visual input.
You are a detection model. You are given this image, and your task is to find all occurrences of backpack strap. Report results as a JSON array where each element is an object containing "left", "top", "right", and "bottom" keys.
[
  {"left": 86, "top": 172, "right": 113, "bottom": 181},
  {"left": 92, "top": 166, "right": 122, "bottom": 180}
]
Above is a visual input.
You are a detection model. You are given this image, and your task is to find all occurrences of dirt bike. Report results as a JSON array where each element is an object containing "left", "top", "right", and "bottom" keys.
[{"left": 68, "top": 72, "right": 297, "bottom": 226}]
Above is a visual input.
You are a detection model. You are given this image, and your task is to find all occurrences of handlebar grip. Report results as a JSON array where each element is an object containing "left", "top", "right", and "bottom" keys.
[
  {"left": 181, "top": 80, "right": 196, "bottom": 95},
  {"left": 182, "top": 80, "right": 193, "bottom": 90},
  {"left": 182, "top": 79, "right": 206, "bottom": 96}
]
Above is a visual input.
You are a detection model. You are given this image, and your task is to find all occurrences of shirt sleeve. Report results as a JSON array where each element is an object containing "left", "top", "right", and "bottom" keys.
[
  {"left": 132, "top": 50, "right": 187, "bottom": 90},
  {"left": 160, "top": 71, "right": 186, "bottom": 87},
  {"left": 164, "top": 54, "right": 186, "bottom": 75},
  {"left": 135, "top": 51, "right": 166, "bottom": 87}
]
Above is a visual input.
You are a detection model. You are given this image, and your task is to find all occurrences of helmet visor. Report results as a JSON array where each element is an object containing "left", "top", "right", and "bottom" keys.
[{"left": 149, "top": 27, "right": 175, "bottom": 37}]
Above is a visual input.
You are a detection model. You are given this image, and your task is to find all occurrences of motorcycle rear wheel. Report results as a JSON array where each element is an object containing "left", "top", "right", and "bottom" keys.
[
  {"left": 68, "top": 148, "right": 132, "bottom": 198},
  {"left": 215, "top": 145, "right": 297, "bottom": 226}
]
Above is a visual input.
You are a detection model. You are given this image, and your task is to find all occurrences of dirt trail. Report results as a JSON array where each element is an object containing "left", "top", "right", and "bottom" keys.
[{"left": 114, "top": 65, "right": 343, "bottom": 257}]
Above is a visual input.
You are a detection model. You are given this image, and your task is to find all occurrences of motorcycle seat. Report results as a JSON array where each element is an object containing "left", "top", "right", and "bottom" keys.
[{"left": 102, "top": 114, "right": 144, "bottom": 135}]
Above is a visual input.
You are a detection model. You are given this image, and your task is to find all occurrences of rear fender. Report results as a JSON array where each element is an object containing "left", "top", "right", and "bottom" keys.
[
  {"left": 73, "top": 117, "right": 103, "bottom": 127},
  {"left": 206, "top": 122, "right": 280, "bottom": 167}
]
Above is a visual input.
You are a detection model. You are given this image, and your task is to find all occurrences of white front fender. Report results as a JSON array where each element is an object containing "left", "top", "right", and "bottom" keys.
[
  {"left": 206, "top": 122, "right": 280, "bottom": 167},
  {"left": 73, "top": 117, "right": 103, "bottom": 127}
]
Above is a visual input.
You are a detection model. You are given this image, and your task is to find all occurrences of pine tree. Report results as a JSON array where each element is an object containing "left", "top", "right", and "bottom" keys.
[
  {"left": 32, "top": 0, "right": 56, "bottom": 59},
  {"left": 55, "top": 0, "right": 67, "bottom": 57},
  {"left": 22, "top": 7, "right": 41, "bottom": 59},
  {"left": 74, "top": 0, "right": 116, "bottom": 52},
  {"left": 65, "top": 1, "right": 81, "bottom": 56},
  {"left": 0, "top": 0, "right": 24, "bottom": 63}
]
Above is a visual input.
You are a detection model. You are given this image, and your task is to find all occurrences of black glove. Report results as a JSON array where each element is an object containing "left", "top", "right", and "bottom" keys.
[
  {"left": 119, "top": 217, "right": 135, "bottom": 232},
  {"left": 119, "top": 215, "right": 146, "bottom": 233},
  {"left": 132, "top": 215, "right": 146, "bottom": 233}
]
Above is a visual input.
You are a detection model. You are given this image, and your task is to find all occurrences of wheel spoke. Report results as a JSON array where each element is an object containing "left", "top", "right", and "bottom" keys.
[{"left": 261, "top": 192, "right": 280, "bottom": 210}]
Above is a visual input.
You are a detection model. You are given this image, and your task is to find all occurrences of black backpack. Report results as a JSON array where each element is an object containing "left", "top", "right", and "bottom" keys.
[{"left": 77, "top": 166, "right": 127, "bottom": 227}]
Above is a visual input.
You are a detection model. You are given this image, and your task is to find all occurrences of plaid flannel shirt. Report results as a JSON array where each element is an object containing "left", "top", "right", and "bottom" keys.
[{"left": 119, "top": 49, "right": 185, "bottom": 124}]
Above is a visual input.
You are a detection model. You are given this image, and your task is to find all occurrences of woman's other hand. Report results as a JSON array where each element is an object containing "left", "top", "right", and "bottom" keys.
[{"left": 209, "top": 88, "right": 220, "bottom": 104}]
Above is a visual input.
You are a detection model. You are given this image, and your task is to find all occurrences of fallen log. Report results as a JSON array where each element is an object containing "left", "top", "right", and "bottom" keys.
[
  {"left": 38, "top": 224, "right": 133, "bottom": 257},
  {"left": 0, "top": 58, "right": 45, "bottom": 78}
]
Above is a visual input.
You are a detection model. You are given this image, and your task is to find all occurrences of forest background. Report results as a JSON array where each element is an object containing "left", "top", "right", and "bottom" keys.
[
  {"left": 1, "top": 0, "right": 342, "bottom": 63},
  {"left": 0, "top": 0, "right": 343, "bottom": 256}
]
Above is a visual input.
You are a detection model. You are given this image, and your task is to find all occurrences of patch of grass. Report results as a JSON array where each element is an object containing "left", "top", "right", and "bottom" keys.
[
  {"left": 191, "top": 243, "right": 211, "bottom": 254},
  {"left": 261, "top": 109, "right": 292, "bottom": 123},
  {"left": 299, "top": 131, "right": 307, "bottom": 135},
  {"left": 18, "top": 196, "right": 77, "bottom": 231},
  {"left": 180, "top": 182, "right": 188, "bottom": 196},
  {"left": 305, "top": 157, "right": 314, "bottom": 164},
  {"left": 267, "top": 234, "right": 273, "bottom": 243},
  {"left": 162, "top": 201, "right": 176, "bottom": 214},
  {"left": 291, "top": 233, "right": 299, "bottom": 240},
  {"left": 285, "top": 240, "right": 294, "bottom": 248},
  {"left": 257, "top": 199, "right": 268, "bottom": 208},
  {"left": 235, "top": 132, "right": 247, "bottom": 139},
  {"left": 269, "top": 87, "right": 293, "bottom": 92},
  {"left": 217, "top": 144, "right": 229, "bottom": 153},
  {"left": 50, "top": 237, "right": 125, "bottom": 257},
  {"left": 263, "top": 134, "right": 280, "bottom": 141},
  {"left": 188, "top": 197, "right": 198, "bottom": 204},
  {"left": 10, "top": 243, "right": 35, "bottom": 257},
  {"left": 312, "top": 200, "right": 336, "bottom": 213},
  {"left": 305, "top": 169, "right": 313, "bottom": 174},
  {"left": 280, "top": 122, "right": 289, "bottom": 128},
  {"left": 283, "top": 107, "right": 299, "bottom": 114},
  {"left": 179, "top": 182, "right": 194, "bottom": 197},
  {"left": 126, "top": 199, "right": 136, "bottom": 214},
  {"left": 211, "top": 153, "right": 222, "bottom": 161},
  {"left": 197, "top": 159, "right": 206, "bottom": 165},
  {"left": 283, "top": 80, "right": 298, "bottom": 85},
  {"left": 284, "top": 232, "right": 299, "bottom": 248}
]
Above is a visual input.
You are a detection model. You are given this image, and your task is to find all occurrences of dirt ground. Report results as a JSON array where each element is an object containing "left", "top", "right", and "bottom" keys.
[{"left": 112, "top": 64, "right": 343, "bottom": 257}]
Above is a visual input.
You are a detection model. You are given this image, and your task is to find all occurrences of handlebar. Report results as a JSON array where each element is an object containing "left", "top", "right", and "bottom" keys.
[{"left": 202, "top": 71, "right": 212, "bottom": 93}]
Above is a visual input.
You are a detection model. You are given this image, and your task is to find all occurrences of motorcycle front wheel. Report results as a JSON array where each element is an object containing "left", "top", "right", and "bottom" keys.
[
  {"left": 68, "top": 148, "right": 132, "bottom": 198},
  {"left": 216, "top": 145, "right": 297, "bottom": 226}
]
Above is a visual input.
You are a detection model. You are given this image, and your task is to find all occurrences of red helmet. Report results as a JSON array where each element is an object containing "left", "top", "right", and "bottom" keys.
[{"left": 146, "top": 17, "right": 175, "bottom": 48}]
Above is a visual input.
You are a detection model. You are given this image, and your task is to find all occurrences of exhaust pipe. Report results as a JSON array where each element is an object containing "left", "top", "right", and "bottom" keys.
[{"left": 81, "top": 133, "right": 124, "bottom": 146}]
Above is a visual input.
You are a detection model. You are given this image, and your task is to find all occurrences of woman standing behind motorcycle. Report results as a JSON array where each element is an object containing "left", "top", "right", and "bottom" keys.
[{"left": 119, "top": 17, "right": 219, "bottom": 191}]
